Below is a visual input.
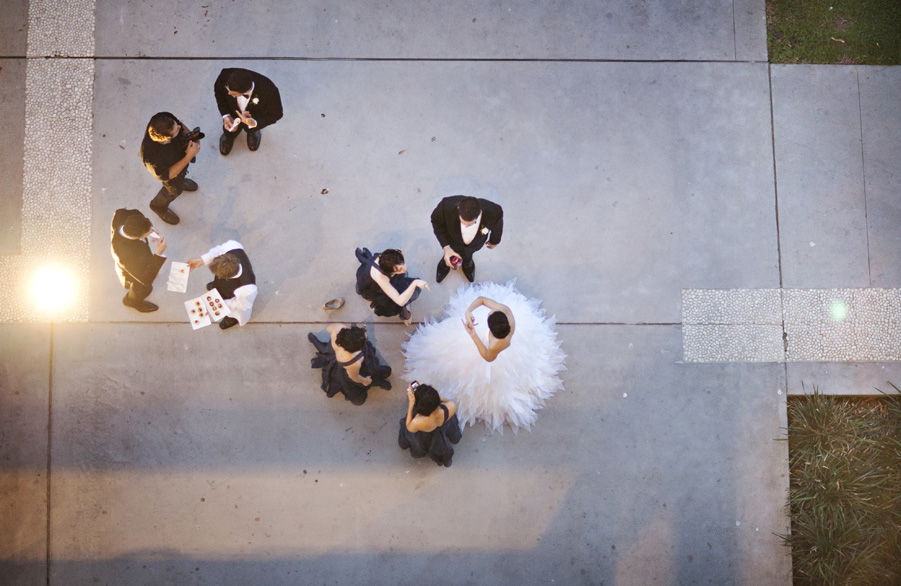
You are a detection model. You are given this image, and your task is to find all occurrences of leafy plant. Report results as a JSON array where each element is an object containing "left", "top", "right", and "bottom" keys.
[{"left": 780, "top": 385, "right": 901, "bottom": 586}]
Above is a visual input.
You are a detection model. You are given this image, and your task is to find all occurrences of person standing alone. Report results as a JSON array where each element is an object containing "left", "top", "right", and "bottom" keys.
[{"left": 214, "top": 68, "right": 283, "bottom": 156}]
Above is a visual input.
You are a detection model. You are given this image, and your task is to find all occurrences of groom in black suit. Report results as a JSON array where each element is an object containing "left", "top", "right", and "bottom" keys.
[
  {"left": 214, "top": 68, "right": 283, "bottom": 155},
  {"left": 430, "top": 195, "right": 503, "bottom": 283}
]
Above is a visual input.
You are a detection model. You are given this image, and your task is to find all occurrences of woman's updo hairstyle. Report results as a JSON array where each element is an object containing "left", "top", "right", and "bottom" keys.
[
  {"left": 378, "top": 249, "right": 405, "bottom": 274},
  {"left": 487, "top": 311, "right": 511, "bottom": 339},
  {"left": 412, "top": 384, "right": 441, "bottom": 416},
  {"left": 335, "top": 326, "right": 366, "bottom": 352}
]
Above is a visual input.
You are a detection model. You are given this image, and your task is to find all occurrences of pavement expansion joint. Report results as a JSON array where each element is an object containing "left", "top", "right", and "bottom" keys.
[{"left": 683, "top": 288, "right": 901, "bottom": 362}]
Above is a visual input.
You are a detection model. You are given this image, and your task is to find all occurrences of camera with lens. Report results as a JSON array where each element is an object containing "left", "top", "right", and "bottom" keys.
[
  {"left": 176, "top": 127, "right": 205, "bottom": 162},
  {"left": 182, "top": 127, "right": 205, "bottom": 142}
]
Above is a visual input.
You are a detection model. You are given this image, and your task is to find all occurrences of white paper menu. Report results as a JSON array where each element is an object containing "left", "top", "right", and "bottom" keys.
[
  {"left": 167, "top": 262, "right": 190, "bottom": 292},
  {"left": 184, "top": 288, "right": 230, "bottom": 329}
]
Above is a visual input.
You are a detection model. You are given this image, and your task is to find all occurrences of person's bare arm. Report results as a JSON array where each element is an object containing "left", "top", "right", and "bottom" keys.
[
  {"left": 344, "top": 358, "right": 371, "bottom": 386},
  {"left": 371, "top": 267, "right": 428, "bottom": 306},
  {"left": 167, "top": 140, "right": 200, "bottom": 179}
]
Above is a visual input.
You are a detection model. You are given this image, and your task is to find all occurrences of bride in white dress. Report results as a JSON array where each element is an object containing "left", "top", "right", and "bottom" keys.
[{"left": 403, "top": 281, "right": 566, "bottom": 433}]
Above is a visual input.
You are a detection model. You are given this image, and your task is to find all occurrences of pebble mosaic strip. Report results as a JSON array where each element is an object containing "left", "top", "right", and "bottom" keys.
[
  {"left": 0, "top": 0, "right": 95, "bottom": 322},
  {"left": 27, "top": 0, "right": 96, "bottom": 57},
  {"left": 683, "top": 324, "right": 785, "bottom": 363},
  {"left": 682, "top": 288, "right": 782, "bottom": 325},
  {"left": 683, "top": 288, "right": 901, "bottom": 362}
]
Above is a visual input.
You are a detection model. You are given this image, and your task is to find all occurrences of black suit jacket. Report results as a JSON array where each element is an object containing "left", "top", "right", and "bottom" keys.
[
  {"left": 430, "top": 196, "right": 504, "bottom": 252},
  {"left": 111, "top": 208, "right": 166, "bottom": 288},
  {"left": 214, "top": 68, "right": 283, "bottom": 131}
]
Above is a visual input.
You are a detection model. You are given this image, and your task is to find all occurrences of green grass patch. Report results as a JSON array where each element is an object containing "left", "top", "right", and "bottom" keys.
[
  {"left": 767, "top": 0, "right": 901, "bottom": 64},
  {"left": 781, "top": 387, "right": 901, "bottom": 586}
]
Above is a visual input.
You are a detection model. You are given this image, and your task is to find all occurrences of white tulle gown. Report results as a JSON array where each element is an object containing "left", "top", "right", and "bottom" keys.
[{"left": 403, "top": 281, "right": 567, "bottom": 433}]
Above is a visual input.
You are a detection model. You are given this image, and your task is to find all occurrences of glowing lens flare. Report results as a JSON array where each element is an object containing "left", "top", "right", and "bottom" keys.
[
  {"left": 829, "top": 299, "right": 849, "bottom": 322},
  {"left": 30, "top": 265, "right": 77, "bottom": 314}
]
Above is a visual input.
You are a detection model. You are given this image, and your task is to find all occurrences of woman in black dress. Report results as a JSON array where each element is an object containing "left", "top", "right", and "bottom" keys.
[
  {"left": 355, "top": 248, "right": 429, "bottom": 326},
  {"left": 398, "top": 382, "right": 462, "bottom": 467},
  {"left": 308, "top": 323, "right": 391, "bottom": 406}
]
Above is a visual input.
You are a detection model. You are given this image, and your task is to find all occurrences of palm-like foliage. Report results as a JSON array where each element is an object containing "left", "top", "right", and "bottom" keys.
[{"left": 780, "top": 385, "right": 901, "bottom": 586}]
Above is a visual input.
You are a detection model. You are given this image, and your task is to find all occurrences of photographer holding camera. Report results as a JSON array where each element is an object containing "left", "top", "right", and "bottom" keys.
[{"left": 139, "top": 112, "right": 204, "bottom": 225}]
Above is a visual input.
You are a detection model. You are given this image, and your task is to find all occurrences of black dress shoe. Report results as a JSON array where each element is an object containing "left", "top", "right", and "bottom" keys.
[
  {"left": 436, "top": 258, "right": 450, "bottom": 283},
  {"left": 122, "top": 296, "right": 158, "bottom": 313},
  {"left": 219, "top": 132, "right": 235, "bottom": 156},
  {"left": 247, "top": 129, "right": 262, "bottom": 151},
  {"left": 150, "top": 206, "right": 180, "bottom": 225},
  {"left": 219, "top": 316, "right": 239, "bottom": 330},
  {"left": 462, "top": 262, "right": 475, "bottom": 283},
  {"left": 182, "top": 178, "right": 198, "bottom": 191}
]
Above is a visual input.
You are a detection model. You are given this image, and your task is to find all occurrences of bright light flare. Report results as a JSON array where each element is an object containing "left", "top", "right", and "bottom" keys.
[
  {"left": 30, "top": 265, "right": 77, "bottom": 314},
  {"left": 829, "top": 298, "right": 849, "bottom": 322}
]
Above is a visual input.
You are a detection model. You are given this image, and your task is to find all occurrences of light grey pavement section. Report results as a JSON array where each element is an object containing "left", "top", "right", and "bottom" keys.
[
  {"left": 787, "top": 362, "right": 901, "bottom": 395},
  {"left": 860, "top": 67, "right": 901, "bottom": 287},
  {"left": 0, "top": 324, "right": 49, "bottom": 586},
  {"left": 0, "top": 0, "right": 28, "bottom": 56},
  {"left": 47, "top": 323, "right": 790, "bottom": 585},
  {"left": 772, "top": 65, "right": 871, "bottom": 289},
  {"left": 733, "top": 0, "right": 768, "bottom": 62},
  {"left": 0, "top": 59, "right": 26, "bottom": 254},
  {"left": 90, "top": 60, "right": 778, "bottom": 325},
  {"left": 95, "top": 0, "right": 743, "bottom": 61}
]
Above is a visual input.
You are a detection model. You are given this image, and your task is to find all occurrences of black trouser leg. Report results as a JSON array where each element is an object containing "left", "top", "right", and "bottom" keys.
[
  {"left": 125, "top": 281, "right": 152, "bottom": 304},
  {"left": 150, "top": 179, "right": 183, "bottom": 210}
]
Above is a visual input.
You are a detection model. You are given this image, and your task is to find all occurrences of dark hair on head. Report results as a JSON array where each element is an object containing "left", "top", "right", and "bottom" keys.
[
  {"left": 378, "top": 249, "right": 405, "bottom": 274},
  {"left": 457, "top": 196, "right": 482, "bottom": 222},
  {"left": 148, "top": 112, "right": 177, "bottom": 142},
  {"left": 487, "top": 311, "right": 511, "bottom": 339},
  {"left": 413, "top": 384, "right": 441, "bottom": 416},
  {"left": 226, "top": 70, "right": 253, "bottom": 94},
  {"left": 208, "top": 253, "right": 240, "bottom": 279},
  {"left": 336, "top": 326, "right": 366, "bottom": 353},
  {"left": 122, "top": 213, "right": 152, "bottom": 238}
]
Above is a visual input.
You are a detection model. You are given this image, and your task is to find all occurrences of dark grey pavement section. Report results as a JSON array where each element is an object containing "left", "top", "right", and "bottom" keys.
[
  {"left": 93, "top": 0, "right": 758, "bottom": 61},
  {"left": 787, "top": 362, "right": 901, "bottom": 396},
  {"left": 860, "top": 67, "right": 901, "bottom": 287},
  {"left": 89, "top": 60, "right": 778, "bottom": 326},
  {"left": 0, "top": 0, "right": 28, "bottom": 57},
  {"left": 772, "top": 65, "right": 871, "bottom": 289},
  {"left": 0, "top": 59, "right": 26, "bottom": 254},
  {"left": 0, "top": 325, "right": 49, "bottom": 586},
  {"left": 42, "top": 323, "right": 790, "bottom": 585}
]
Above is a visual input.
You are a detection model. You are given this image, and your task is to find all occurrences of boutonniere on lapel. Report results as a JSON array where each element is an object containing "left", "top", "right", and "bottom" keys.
[
  {"left": 252, "top": 97, "right": 259, "bottom": 105},
  {"left": 480, "top": 226, "right": 489, "bottom": 235}
]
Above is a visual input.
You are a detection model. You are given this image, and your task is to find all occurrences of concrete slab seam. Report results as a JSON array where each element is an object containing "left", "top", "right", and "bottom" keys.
[
  {"left": 684, "top": 288, "right": 901, "bottom": 362},
  {"left": 0, "top": 0, "right": 95, "bottom": 322},
  {"left": 855, "top": 67, "right": 873, "bottom": 287}
]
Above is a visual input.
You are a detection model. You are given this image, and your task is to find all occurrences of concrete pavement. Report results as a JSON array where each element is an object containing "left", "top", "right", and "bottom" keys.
[{"left": 2, "top": 1, "right": 900, "bottom": 585}]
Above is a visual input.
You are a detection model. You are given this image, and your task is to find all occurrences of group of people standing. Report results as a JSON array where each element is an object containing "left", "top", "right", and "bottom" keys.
[
  {"left": 111, "top": 68, "right": 281, "bottom": 328},
  {"left": 109, "top": 67, "right": 566, "bottom": 468},
  {"left": 311, "top": 194, "right": 566, "bottom": 466}
]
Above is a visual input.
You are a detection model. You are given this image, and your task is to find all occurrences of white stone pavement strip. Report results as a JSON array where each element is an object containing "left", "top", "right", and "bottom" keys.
[
  {"left": 0, "top": 0, "right": 95, "bottom": 322},
  {"left": 683, "top": 288, "right": 901, "bottom": 362}
]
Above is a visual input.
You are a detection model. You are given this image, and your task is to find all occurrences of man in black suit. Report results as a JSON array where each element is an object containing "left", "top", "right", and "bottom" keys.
[
  {"left": 214, "top": 68, "right": 283, "bottom": 155},
  {"left": 140, "top": 111, "right": 202, "bottom": 225},
  {"left": 430, "top": 195, "right": 504, "bottom": 283},
  {"left": 110, "top": 208, "right": 167, "bottom": 313}
]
